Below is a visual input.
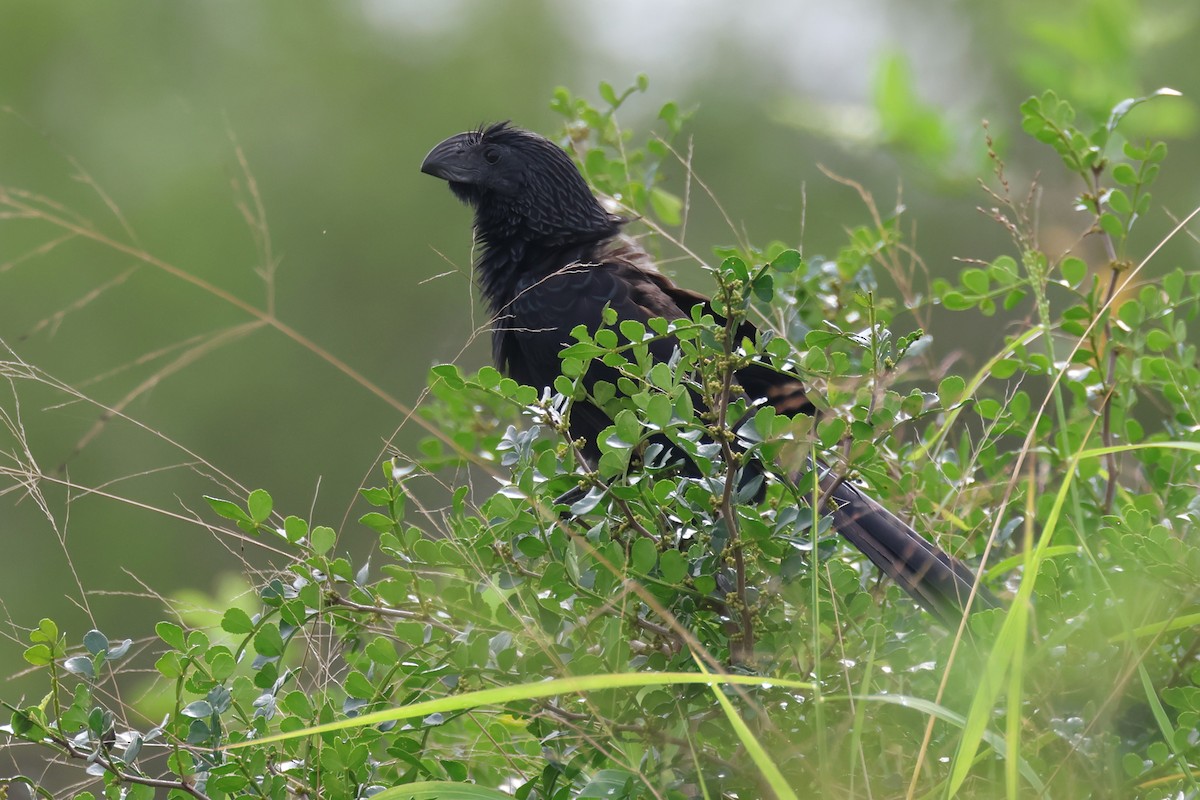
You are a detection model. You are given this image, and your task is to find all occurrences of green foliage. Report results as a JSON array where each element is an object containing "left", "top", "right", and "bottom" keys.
[
  {"left": 873, "top": 51, "right": 955, "bottom": 165},
  {"left": 4, "top": 79, "right": 1200, "bottom": 800},
  {"left": 550, "top": 74, "right": 689, "bottom": 227},
  {"left": 1007, "top": 0, "right": 1198, "bottom": 136}
]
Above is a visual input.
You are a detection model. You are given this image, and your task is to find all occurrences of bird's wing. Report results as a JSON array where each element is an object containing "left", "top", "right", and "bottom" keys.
[
  {"left": 501, "top": 253, "right": 812, "bottom": 431},
  {"left": 500, "top": 259, "right": 685, "bottom": 385},
  {"left": 495, "top": 258, "right": 696, "bottom": 464}
]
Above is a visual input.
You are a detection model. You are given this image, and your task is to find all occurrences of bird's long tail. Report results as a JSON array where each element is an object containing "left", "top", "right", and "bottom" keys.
[{"left": 823, "top": 475, "right": 999, "bottom": 624}]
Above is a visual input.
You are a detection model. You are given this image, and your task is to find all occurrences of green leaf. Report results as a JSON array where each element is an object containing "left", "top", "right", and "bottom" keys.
[
  {"left": 901, "top": 390, "right": 926, "bottom": 416},
  {"left": 988, "top": 255, "right": 1018, "bottom": 280},
  {"left": 559, "top": 358, "right": 583, "bottom": 379},
  {"left": 613, "top": 409, "right": 641, "bottom": 445},
  {"left": 365, "top": 636, "right": 398, "bottom": 667},
  {"left": 23, "top": 644, "right": 52, "bottom": 666},
  {"left": 1111, "top": 163, "right": 1137, "bottom": 185},
  {"left": 598, "top": 80, "right": 618, "bottom": 107},
  {"left": 674, "top": 389, "right": 694, "bottom": 422},
  {"left": 209, "top": 651, "right": 236, "bottom": 681},
  {"left": 344, "top": 670, "right": 374, "bottom": 700},
  {"left": 818, "top": 417, "right": 847, "bottom": 448},
  {"left": 579, "top": 770, "right": 637, "bottom": 799},
  {"left": 430, "top": 363, "right": 465, "bottom": 390},
  {"left": 1106, "top": 87, "right": 1182, "bottom": 134},
  {"left": 721, "top": 256, "right": 749, "bottom": 282},
  {"left": 247, "top": 489, "right": 272, "bottom": 523},
  {"left": 475, "top": 365, "right": 501, "bottom": 389},
  {"left": 1163, "top": 267, "right": 1185, "bottom": 300},
  {"left": 804, "top": 347, "right": 827, "bottom": 373},
  {"left": 659, "top": 549, "right": 687, "bottom": 583},
  {"left": 1003, "top": 289, "right": 1027, "bottom": 310},
  {"left": 359, "top": 487, "right": 391, "bottom": 506},
  {"left": 83, "top": 629, "right": 108, "bottom": 655},
  {"left": 873, "top": 51, "right": 953, "bottom": 162},
  {"left": 592, "top": 380, "right": 617, "bottom": 406},
  {"left": 649, "top": 187, "right": 682, "bottom": 226},
  {"left": 850, "top": 420, "right": 874, "bottom": 441},
  {"left": 598, "top": 449, "right": 629, "bottom": 478},
  {"left": 280, "top": 515, "right": 307, "bottom": 544},
  {"left": 310, "top": 525, "right": 337, "bottom": 554},
  {"left": 11, "top": 707, "right": 49, "bottom": 739},
  {"left": 359, "top": 512, "right": 393, "bottom": 535},
  {"left": 204, "top": 496, "right": 252, "bottom": 525},
  {"left": 942, "top": 291, "right": 974, "bottom": 311},
  {"left": 619, "top": 319, "right": 646, "bottom": 342},
  {"left": 938, "top": 375, "right": 966, "bottom": 407},
  {"left": 770, "top": 249, "right": 802, "bottom": 273},
  {"left": 647, "top": 363, "right": 672, "bottom": 388},
  {"left": 254, "top": 623, "right": 285, "bottom": 658},
  {"left": 221, "top": 608, "right": 254, "bottom": 635},
  {"left": 631, "top": 538, "right": 657, "bottom": 574},
  {"left": 1060, "top": 257, "right": 1087, "bottom": 287},
  {"left": 156, "top": 621, "right": 186, "bottom": 650},
  {"left": 1107, "top": 189, "right": 1132, "bottom": 214},
  {"left": 280, "top": 598, "right": 307, "bottom": 627},
  {"left": 992, "top": 359, "right": 1019, "bottom": 379},
  {"left": 516, "top": 535, "right": 547, "bottom": 558},
  {"left": 181, "top": 700, "right": 212, "bottom": 718},
  {"left": 752, "top": 272, "right": 774, "bottom": 302},
  {"left": 394, "top": 621, "right": 427, "bottom": 645},
  {"left": 646, "top": 394, "right": 673, "bottom": 428},
  {"left": 282, "top": 690, "right": 313, "bottom": 718},
  {"left": 960, "top": 268, "right": 989, "bottom": 295},
  {"left": 1145, "top": 329, "right": 1172, "bottom": 351},
  {"left": 1098, "top": 213, "right": 1124, "bottom": 239},
  {"left": 30, "top": 618, "right": 57, "bottom": 644},
  {"left": 976, "top": 398, "right": 1001, "bottom": 419}
]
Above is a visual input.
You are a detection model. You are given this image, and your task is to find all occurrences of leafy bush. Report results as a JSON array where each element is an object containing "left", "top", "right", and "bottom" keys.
[{"left": 3, "top": 79, "right": 1198, "bottom": 799}]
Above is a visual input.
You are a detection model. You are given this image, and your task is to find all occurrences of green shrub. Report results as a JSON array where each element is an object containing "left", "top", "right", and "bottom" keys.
[{"left": 4, "top": 79, "right": 1198, "bottom": 800}]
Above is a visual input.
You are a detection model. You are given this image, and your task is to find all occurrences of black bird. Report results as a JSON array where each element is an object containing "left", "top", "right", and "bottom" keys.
[{"left": 421, "top": 122, "right": 997, "bottom": 624}]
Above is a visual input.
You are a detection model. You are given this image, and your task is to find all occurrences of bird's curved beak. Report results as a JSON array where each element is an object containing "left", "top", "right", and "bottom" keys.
[{"left": 420, "top": 133, "right": 475, "bottom": 183}]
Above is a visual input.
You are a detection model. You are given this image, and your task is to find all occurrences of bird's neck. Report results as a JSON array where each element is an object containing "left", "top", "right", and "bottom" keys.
[
  {"left": 473, "top": 226, "right": 619, "bottom": 315},
  {"left": 474, "top": 238, "right": 527, "bottom": 314}
]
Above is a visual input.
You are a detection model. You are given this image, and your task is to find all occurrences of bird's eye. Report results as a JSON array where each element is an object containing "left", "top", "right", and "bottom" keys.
[{"left": 483, "top": 147, "right": 501, "bottom": 164}]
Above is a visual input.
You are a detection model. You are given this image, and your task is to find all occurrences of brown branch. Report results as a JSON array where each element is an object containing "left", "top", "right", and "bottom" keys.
[
  {"left": 36, "top": 729, "right": 211, "bottom": 800},
  {"left": 324, "top": 592, "right": 460, "bottom": 635},
  {"left": 712, "top": 279, "right": 754, "bottom": 664}
]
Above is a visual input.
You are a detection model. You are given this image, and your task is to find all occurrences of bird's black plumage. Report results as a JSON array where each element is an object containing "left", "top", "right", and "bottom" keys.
[{"left": 421, "top": 122, "right": 997, "bottom": 624}]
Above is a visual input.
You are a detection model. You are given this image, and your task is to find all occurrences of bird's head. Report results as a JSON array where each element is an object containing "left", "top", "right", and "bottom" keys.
[{"left": 421, "top": 122, "right": 620, "bottom": 245}]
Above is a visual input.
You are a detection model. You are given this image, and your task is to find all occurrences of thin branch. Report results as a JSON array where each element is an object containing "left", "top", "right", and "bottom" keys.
[
  {"left": 324, "top": 592, "right": 460, "bottom": 635},
  {"left": 33, "top": 728, "right": 211, "bottom": 800}
]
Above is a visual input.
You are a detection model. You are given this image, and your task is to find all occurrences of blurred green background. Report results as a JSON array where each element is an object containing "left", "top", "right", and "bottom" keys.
[{"left": 1, "top": 0, "right": 1197, "bottom": 686}]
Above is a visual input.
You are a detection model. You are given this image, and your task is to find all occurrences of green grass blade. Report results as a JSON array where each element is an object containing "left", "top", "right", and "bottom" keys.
[
  {"left": 943, "top": 438, "right": 1200, "bottom": 795},
  {"left": 946, "top": 460, "right": 1074, "bottom": 796},
  {"left": 1138, "top": 662, "right": 1199, "bottom": 791},
  {"left": 372, "top": 783, "right": 515, "bottom": 800},
  {"left": 841, "top": 694, "right": 1046, "bottom": 794},
  {"left": 1108, "top": 612, "right": 1200, "bottom": 642},
  {"left": 695, "top": 657, "right": 800, "bottom": 800},
  {"left": 225, "top": 671, "right": 814, "bottom": 749}
]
